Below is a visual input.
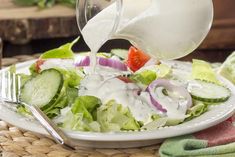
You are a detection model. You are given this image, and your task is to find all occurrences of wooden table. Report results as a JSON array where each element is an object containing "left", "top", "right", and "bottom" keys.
[{"left": 0, "top": 0, "right": 78, "bottom": 44}]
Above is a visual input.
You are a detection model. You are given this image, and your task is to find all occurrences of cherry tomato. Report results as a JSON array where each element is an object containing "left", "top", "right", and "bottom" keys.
[{"left": 127, "top": 46, "right": 150, "bottom": 72}]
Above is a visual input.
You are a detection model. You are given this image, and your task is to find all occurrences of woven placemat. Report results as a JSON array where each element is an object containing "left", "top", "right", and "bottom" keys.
[{"left": 1, "top": 54, "right": 160, "bottom": 157}]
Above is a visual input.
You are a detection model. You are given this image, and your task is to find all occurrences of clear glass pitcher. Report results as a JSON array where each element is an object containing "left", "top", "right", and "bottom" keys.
[{"left": 77, "top": 0, "right": 213, "bottom": 60}]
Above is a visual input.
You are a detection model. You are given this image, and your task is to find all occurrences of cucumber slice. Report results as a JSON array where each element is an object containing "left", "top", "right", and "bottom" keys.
[
  {"left": 20, "top": 69, "right": 63, "bottom": 107},
  {"left": 187, "top": 80, "right": 231, "bottom": 103},
  {"left": 111, "top": 49, "right": 128, "bottom": 60}
]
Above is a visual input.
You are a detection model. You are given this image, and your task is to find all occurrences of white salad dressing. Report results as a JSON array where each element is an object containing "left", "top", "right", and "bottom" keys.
[
  {"left": 40, "top": 59, "right": 74, "bottom": 71},
  {"left": 154, "top": 87, "right": 188, "bottom": 120},
  {"left": 79, "top": 69, "right": 161, "bottom": 124}
]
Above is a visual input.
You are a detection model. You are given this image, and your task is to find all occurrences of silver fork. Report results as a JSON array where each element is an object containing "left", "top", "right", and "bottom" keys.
[{"left": 1, "top": 71, "right": 76, "bottom": 150}]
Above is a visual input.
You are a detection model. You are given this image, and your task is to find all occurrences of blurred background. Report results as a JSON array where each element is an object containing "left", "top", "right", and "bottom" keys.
[{"left": 0, "top": 0, "right": 235, "bottom": 62}]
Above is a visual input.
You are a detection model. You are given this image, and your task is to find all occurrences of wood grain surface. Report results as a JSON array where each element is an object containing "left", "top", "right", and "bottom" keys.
[{"left": 0, "top": 0, "right": 78, "bottom": 44}]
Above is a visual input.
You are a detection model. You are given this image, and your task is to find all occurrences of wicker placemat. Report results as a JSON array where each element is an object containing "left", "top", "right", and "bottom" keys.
[{"left": 1, "top": 54, "right": 160, "bottom": 157}]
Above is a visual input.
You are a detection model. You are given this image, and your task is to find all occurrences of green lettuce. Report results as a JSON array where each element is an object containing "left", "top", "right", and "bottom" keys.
[
  {"left": 62, "top": 111, "right": 101, "bottom": 132},
  {"left": 62, "top": 96, "right": 102, "bottom": 132},
  {"left": 40, "top": 37, "right": 79, "bottom": 59},
  {"left": 29, "top": 37, "right": 79, "bottom": 75},
  {"left": 219, "top": 51, "right": 235, "bottom": 84},
  {"left": 186, "top": 100, "right": 208, "bottom": 121},
  {"left": 59, "top": 69, "right": 82, "bottom": 87},
  {"left": 131, "top": 64, "right": 172, "bottom": 85},
  {"left": 29, "top": 63, "right": 38, "bottom": 76},
  {"left": 141, "top": 117, "right": 167, "bottom": 131},
  {"left": 165, "top": 118, "right": 184, "bottom": 126},
  {"left": 131, "top": 70, "right": 156, "bottom": 85},
  {"left": 97, "top": 100, "right": 140, "bottom": 132},
  {"left": 192, "top": 59, "right": 220, "bottom": 84},
  {"left": 71, "top": 96, "right": 102, "bottom": 121}
]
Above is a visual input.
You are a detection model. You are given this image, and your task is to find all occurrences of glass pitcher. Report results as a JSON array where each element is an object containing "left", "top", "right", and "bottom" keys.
[{"left": 77, "top": 0, "right": 213, "bottom": 60}]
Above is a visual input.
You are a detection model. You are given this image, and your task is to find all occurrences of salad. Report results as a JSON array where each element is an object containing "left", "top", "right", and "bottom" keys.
[{"left": 11, "top": 38, "right": 232, "bottom": 132}]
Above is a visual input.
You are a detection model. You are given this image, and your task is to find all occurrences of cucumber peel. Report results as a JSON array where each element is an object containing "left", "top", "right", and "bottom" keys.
[
  {"left": 20, "top": 69, "right": 63, "bottom": 108},
  {"left": 187, "top": 80, "right": 231, "bottom": 103}
]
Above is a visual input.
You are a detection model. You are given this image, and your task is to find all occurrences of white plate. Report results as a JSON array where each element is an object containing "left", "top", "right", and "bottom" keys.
[{"left": 0, "top": 60, "right": 235, "bottom": 148}]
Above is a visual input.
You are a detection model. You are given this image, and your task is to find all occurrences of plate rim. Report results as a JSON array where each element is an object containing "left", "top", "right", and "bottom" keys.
[{"left": 0, "top": 59, "right": 235, "bottom": 142}]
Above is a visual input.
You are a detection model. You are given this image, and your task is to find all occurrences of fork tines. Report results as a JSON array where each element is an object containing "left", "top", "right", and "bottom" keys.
[{"left": 1, "top": 71, "right": 21, "bottom": 104}]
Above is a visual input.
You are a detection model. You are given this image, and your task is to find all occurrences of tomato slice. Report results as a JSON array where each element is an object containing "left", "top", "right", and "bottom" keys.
[
  {"left": 35, "top": 59, "right": 45, "bottom": 73},
  {"left": 127, "top": 46, "right": 150, "bottom": 72},
  {"left": 117, "top": 76, "right": 133, "bottom": 83}
]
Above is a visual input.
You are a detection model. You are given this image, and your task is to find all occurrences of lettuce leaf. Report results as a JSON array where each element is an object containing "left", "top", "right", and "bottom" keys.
[
  {"left": 165, "top": 118, "right": 184, "bottom": 126},
  {"left": 138, "top": 64, "right": 172, "bottom": 78},
  {"left": 186, "top": 100, "right": 208, "bottom": 121},
  {"left": 142, "top": 117, "right": 167, "bottom": 131},
  {"left": 40, "top": 37, "right": 79, "bottom": 59},
  {"left": 192, "top": 59, "right": 220, "bottom": 84},
  {"left": 71, "top": 96, "right": 102, "bottom": 121},
  {"left": 131, "top": 64, "right": 172, "bottom": 85},
  {"left": 56, "top": 68, "right": 82, "bottom": 87},
  {"left": 97, "top": 100, "right": 140, "bottom": 132},
  {"left": 61, "top": 96, "right": 102, "bottom": 132},
  {"left": 131, "top": 70, "right": 156, "bottom": 85},
  {"left": 62, "top": 111, "right": 101, "bottom": 132},
  {"left": 66, "top": 87, "right": 78, "bottom": 105},
  {"left": 219, "top": 51, "right": 235, "bottom": 84}
]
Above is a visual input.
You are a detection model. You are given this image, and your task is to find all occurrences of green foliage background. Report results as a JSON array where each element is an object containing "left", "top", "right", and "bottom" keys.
[{"left": 13, "top": 0, "right": 76, "bottom": 8}]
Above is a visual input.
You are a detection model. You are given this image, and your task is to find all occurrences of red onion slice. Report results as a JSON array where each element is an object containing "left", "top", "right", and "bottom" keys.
[
  {"left": 149, "top": 92, "right": 168, "bottom": 113},
  {"left": 75, "top": 56, "right": 90, "bottom": 67},
  {"left": 147, "top": 79, "right": 192, "bottom": 113},
  {"left": 75, "top": 56, "right": 128, "bottom": 71},
  {"left": 98, "top": 57, "right": 127, "bottom": 71}
]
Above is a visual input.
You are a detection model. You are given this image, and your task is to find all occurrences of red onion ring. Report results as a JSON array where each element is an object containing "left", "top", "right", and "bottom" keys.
[
  {"left": 147, "top": 79, "right": 192, "bottom": 113},
  {"left": 98, "top": 57, "right": 127, "bottom": 71},
  {"left": 75, "top": 56, "right": 128, "bottom": 71},
  {"left": 75, "top": 56, "right": 90, "bottom": 67},
  {"left": 146, "top": 87, "right": 167, "bottom": 113}
]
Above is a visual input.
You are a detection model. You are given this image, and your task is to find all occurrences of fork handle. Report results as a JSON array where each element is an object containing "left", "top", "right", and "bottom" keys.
[{"left": 25, "top": 104, "right": 75, "bottom": 150}]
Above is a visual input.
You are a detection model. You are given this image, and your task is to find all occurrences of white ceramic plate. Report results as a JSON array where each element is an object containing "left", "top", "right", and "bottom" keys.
[{"left": 0, "top": 60, "right": 235, "bottom": 148}]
